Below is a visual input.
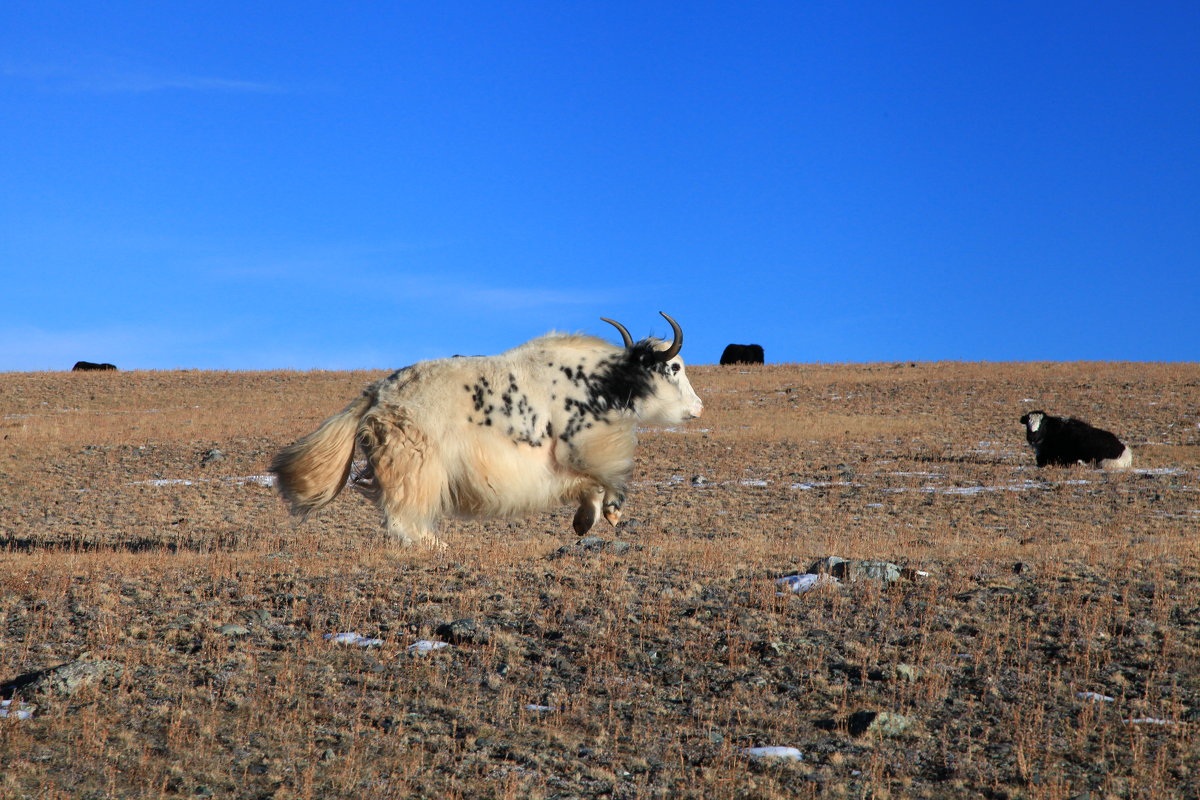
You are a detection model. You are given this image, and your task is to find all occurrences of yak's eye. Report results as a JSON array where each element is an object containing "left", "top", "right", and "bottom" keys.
[{"left": 670, "top": 363, "right": 681, "bottom": 374}]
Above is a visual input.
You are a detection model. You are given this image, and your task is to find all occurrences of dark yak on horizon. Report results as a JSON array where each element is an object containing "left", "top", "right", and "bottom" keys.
[
  {"left": 72, "top": 361, "right": 118, "bottom": 372},
  {"left": 719, "top": 344, "right": 764, "bottom": 365}
]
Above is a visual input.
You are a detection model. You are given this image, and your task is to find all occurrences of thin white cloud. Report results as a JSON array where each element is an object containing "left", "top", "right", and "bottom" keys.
[
  {"left": 355, "top": 271, "right": 615, "bottom": 313},
  {"left": 0, "top": 323, "right": 224, "bottom": 372},
  {"left": 463, "top": 286, "right": 600, "bottom": 309},
  {"left": 88, "top": 74, "right": 283, "bottom": 94},
  {"left": 193, "top": 250, "right": 612, "bottom": 313},
  {"left": 2, "top": 63, "right": 284, "bottom": 94}
]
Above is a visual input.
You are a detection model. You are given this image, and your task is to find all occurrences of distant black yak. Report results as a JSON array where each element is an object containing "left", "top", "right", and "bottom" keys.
[
  {"left": 1020, "top": 410, "right": 1132, "bottom": 469},
  {"left": 719, "top": 344, "right": 765, "bottom": 365},
  {"left": 72, "top": 361, "right": 117, "bottom": 372}
]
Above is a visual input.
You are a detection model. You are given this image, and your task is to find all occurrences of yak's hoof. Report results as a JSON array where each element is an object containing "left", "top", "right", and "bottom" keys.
[
  {"left": 603, "top": 497, "right": 623, "bottom": 526},
  {"left": 573, "top": 504, "right": 597, "bottom": 535},
  {"left": 394, "top": 536, "right": 446, "bottom": 552}
]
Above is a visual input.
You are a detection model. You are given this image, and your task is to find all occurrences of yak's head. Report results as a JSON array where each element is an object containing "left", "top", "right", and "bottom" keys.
[
  {"left": 601, "top": 312, "right": 703, "bottom": 425},
  {"left": 1020, "top": 411, "right": 1046, "bottom": 444}
]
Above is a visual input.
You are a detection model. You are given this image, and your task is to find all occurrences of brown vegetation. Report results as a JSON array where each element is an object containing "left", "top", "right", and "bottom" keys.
[{"left": 2, "top": 362, "right": 1199, "bottom": 798}]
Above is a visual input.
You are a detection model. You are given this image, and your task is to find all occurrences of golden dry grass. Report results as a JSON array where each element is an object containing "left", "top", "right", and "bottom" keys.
[{"left": 2, "top": 362, "right": 1199, "bottom": 799}]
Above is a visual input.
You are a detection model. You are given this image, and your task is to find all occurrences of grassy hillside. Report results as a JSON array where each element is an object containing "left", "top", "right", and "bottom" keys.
[{"left": 2, "top": 362, "right": 1198, "bottom": 798}]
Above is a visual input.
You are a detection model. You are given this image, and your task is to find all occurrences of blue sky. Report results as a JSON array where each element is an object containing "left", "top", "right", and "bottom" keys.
[{"left": 2, "top": 1, "right": 1197, "bottom": 370}]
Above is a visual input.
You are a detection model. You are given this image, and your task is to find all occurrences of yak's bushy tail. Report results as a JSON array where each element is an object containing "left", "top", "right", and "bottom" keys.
[{"left": 270, "top": 389, "right": 375, "bottom": 519}]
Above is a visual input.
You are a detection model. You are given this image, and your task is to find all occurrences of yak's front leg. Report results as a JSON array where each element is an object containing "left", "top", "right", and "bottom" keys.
[
  {"left": 383, "top": 513, "right": 446, "bottom": 551},
  {"left": 602, "top": 488, "right": 625, "bottom": 527}
]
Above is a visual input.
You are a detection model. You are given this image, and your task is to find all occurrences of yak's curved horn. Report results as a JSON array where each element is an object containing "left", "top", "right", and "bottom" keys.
[
  {"left": 655, "top": 312, "right": 683, "bottom": 362},
  {"left": 600, "top": 317, "right": 635, "bottom": 348}
]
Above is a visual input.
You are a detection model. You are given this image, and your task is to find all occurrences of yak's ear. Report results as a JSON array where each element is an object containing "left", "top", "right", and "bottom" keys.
[{"left": 1020, "top": 414, "right": 1029, "bottom": 425}]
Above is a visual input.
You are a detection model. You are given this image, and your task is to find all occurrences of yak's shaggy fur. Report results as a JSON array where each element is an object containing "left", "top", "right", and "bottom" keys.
[{"left": 271, "top": 317, "right": 702, "bottom": 549}]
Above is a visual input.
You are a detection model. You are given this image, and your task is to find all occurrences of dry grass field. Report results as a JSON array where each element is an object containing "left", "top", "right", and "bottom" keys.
[{"left": 2, "top": 362, "right": 1199, "bottom": 799}]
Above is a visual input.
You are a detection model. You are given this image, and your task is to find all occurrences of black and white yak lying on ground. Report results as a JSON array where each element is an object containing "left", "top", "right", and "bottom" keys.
[
  {"left": 271, "top": 313, "right": 703, "bottom": 549},
  {"left": 1020, "top": 410, "right": 1133, "bottom": 469}
]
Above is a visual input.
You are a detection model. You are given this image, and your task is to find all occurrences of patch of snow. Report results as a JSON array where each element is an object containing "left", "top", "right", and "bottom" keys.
[
  {"left": 1077, "top": 691, "right": 1115, "bottom": 703},
  {"left": 776, "top": 574, "right": 839, "bottom": 595},
  {"left": 232, "top": 474, "right": 275, "bottom": 487},
  {"left": 0, "top": 699, "right": 35, "bottom": 720},
  {"left": 524, "top": 704, "right": 555, "bottom": 712},
  {"left": 408, "top": 640, "right": 449, "bottom": 654},
  {"left": 1134, "top": 467, "right": 1187, "bottom": 476},
  {"left": 1155, "top": 510, "right": 1200, "bottom": 520},
  {"left": 1124, "top": 718, "right": 1179, "bottom": 726},
  {"left": 130, "top": 474, "right": 276, "bottom": 488},
  {"left": 742, "top": 746, "right": 803, "bottom": 761},
  {"left": 882, "top": 480, "right": 1042, "bottom": 495},
  {"left": 325, "top": 632, "right": 383, "bottom": 647},
  {"left": 790, "top": 481, "right": 855, "bottom": 490},
  {"left": 740, "top": 479, "right": 769, "bottom": 487}
]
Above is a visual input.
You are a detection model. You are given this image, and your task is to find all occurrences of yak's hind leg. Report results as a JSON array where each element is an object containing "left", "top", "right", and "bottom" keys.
[
  {"left": 573, "top": 486, "right": 604, "bottom": 535},
  {"left": 360, "top": 408, "right": 447, "bottom": 550}
]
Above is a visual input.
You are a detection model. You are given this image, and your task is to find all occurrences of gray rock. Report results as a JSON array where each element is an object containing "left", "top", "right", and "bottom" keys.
[
  {"left": 200, "top": 448, "right": 225, "bottom": 467},
  {"left": 894, "top": 664, "right": 923, "bottom": 683},
  {"left": 867, "top": 711, "right": 916, "bottom": 737},
  {"left": 807, "top": 555, "right": 850, "bottom": 577},
  {"left": 1, "top": 658, "right": 125, "bottom": 697},
  {"left": 216, "top": 623, "right": 250, "bottom": 637},
  {"left": 846, "top": 710, "right": 916, "bottom": 737},
  {"left": 549, "top": 536, "right": 634, "bottom": 559},
  {"left": 436, "top": 618, "right": 491, "bottom": 645},
  {"left": 807, "top": 556, "right": 905, "bottom": 583},
  {"left": 858, "top": 561, "right": 905, "bottom": 581},
  {"left": 240, "top": 608, "right": 272, "bottom": 625}
]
